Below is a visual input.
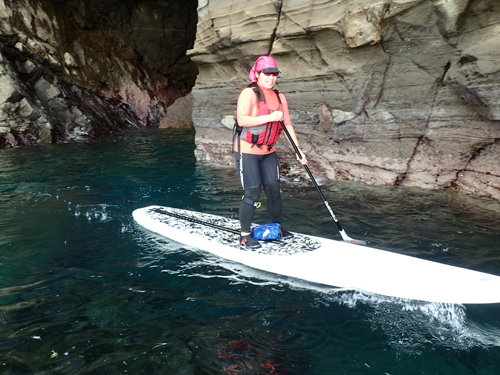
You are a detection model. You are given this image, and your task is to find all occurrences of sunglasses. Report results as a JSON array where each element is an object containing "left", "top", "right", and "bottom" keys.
[{"left": 258, "top": 71, "right": 279, "bottom": 77}]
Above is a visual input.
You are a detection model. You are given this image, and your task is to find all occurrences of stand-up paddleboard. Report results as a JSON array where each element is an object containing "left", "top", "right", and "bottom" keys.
[{"left": 133, "top": 205, "right": 500, "bottom": 304}]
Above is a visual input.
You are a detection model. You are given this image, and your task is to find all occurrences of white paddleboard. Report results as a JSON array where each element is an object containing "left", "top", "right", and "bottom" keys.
[{"left": 133, "top": 205, "right": 500, "bottom": 304}]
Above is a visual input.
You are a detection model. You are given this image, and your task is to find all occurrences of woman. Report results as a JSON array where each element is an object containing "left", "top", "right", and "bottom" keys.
[{"left": 234, "top": 55, "right": 307, "bottom": 248}]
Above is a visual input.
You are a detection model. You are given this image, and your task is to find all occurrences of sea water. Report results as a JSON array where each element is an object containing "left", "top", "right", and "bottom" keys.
[{"left": 1, "top": 128, "right": 500, "bottom": 374}]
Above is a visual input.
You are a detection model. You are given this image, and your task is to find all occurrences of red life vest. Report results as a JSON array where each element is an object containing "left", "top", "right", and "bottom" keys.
[{"left": 235, "top": 84, "right": 284, "bottom": 149}]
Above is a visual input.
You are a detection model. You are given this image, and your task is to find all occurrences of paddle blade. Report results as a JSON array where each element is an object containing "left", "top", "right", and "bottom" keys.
[
  {"left": 346, "top": 238, "right": 367, "bottom": 246},
  {"left": 339, "top": 230, "right": 367, "bottom": 246}
]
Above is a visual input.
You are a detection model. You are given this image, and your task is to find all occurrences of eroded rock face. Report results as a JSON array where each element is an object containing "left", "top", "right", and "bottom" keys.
[
  {"left": 0, "top": 0, "right": 198, "bottom": 148},
  {"left": 188, "top": 0, "right": 500, "bottom": 200}
]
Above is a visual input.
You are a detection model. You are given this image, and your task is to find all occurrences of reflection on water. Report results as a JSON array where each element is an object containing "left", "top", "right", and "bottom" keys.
[{"left": 1, "top": 128, "right": 500, "bottom": 374}]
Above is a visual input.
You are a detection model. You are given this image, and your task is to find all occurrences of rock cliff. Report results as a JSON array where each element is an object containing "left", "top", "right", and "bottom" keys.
[
  {"left": 2, "top": 0, "right": 499, "bottom": 201},
  {"left": 188, "top": 0, "right": 500, "bottom": 200},
  {"left": 0, "top": 0, "right": 198, "bottom": 147}
]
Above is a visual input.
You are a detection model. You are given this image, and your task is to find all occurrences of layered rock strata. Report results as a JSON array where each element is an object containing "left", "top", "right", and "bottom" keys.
[
  {"left": 188, "top": 0, "right": 500, "bottom": 200},
  {"left": 0, "top": 0, "right": 198, "bottom": 148}
]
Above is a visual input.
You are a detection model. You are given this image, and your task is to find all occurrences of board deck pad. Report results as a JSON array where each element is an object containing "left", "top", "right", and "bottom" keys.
[
  {"left": 148, "top": 206, "right": 321, "bottom": 255},
  {"left": 134, "top": 205, "right": 500, "bottom": 304}
]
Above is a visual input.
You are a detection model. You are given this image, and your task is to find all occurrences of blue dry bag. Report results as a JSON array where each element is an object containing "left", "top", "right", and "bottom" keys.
[{"left": 251, "top": 223, "right": 282, "bottom": 241}]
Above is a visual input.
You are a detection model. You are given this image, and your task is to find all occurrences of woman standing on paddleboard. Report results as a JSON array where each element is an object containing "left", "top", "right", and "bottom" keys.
[{"left": 234, "top": 56, "right": 308, "bottom": 248}]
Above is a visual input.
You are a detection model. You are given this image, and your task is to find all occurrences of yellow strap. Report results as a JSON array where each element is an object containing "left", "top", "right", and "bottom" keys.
[{"left": 241, "top": 195, "right": 261, "bottom": 208}]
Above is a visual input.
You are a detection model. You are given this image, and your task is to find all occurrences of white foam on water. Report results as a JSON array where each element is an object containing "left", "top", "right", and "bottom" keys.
[
  {"left": 71, "top": 203, "right": 113, "bottom": 222},
  {"left": 317, "top": 290, "right": 500, "bottom": 355}
]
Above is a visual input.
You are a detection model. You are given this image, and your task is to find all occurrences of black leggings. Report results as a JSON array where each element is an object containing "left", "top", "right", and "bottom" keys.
[{"left": 235, "top": 152, "right": 282, "bottom": 233}]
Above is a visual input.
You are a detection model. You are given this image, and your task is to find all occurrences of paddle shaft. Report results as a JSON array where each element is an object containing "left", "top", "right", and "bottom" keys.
[
  {"left": 279, "top": 121, "right": 366, "bottom": 245},
  {"left": 151, "top": 208, "right": 240, "bottom": 235}
]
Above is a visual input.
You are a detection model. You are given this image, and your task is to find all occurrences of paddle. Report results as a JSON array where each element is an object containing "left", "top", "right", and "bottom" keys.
[{"left": 280, "top": 121, "right": 367, "bottom": 246}]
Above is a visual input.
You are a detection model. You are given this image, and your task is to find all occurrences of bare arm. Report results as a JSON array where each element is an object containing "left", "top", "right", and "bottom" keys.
[
  {"left": 280, "top": 95, "right": 308, "bottom": 164},
  {"left": 283, "top": 123, "right": 308, "bottom": 165}
]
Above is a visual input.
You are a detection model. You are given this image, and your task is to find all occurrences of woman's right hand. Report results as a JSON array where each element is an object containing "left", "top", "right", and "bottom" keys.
[{"left": 269, "top": 110, "right": 283, "bottom": 122}]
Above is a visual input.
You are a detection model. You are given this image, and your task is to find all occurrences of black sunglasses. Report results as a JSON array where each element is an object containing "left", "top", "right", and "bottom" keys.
[{"left": 258, "top": 71, "right": 279, "bottom": 77}]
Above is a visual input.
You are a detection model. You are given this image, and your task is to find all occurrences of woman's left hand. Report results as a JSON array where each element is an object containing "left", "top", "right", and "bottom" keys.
[{"left": 296, "top": 149, "right": 307, "bottom": 165}]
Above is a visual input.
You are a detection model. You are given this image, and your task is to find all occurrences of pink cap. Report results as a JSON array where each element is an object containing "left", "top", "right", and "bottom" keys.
[{"left": 248, "top": 56, "right": 280, "bottom": 82}]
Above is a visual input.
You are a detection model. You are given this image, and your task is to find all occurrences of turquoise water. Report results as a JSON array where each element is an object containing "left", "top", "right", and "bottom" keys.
[{"left": 1, "top": 128, "right": 500, "bottom": 374}]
